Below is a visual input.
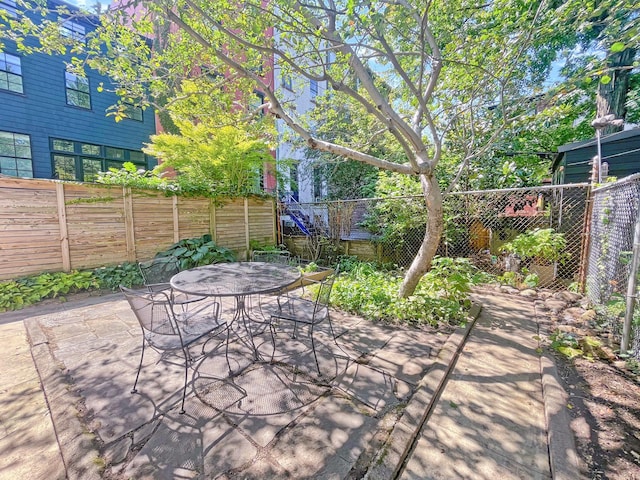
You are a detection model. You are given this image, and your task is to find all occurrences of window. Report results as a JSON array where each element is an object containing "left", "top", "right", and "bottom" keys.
[
  {"left": 81, "top": 158, "right": 102, "bottom": 182},
  {"left": 80, "top": 142, "right": 100, "bottom": 156},
  {"left": 105, "top": 146, "right": 124, "bottom": 160},
  {"left": 123, "top": 103, "right": 143, "bottom": 122},
  {"left": 0, "top": 131, "right": 33, "bottom": 178},
  {"left": 51, "top": 138, "right": 146, "bottom": 182},
  {"left": 60, "top": 19, "right": 86, "bottom": 41},
  {"left": 65, "top": 71, "right": 91, "bottom": 109},
  {"left": 282, "top": 73, "right": 293, "bottom": 91},
  {"left": 0, "top": 52, "right": 23, "bottom": 93},
  {"left": 251, "top": 91, "right": 266, "bottom": 117},
  {"left": 0, "top": 0, "right": 18, "bottom": 18},
  {"left": 53, "top": 138, "right": 75, "bottom": 153},
  {"left": 310, "top": 79, "right": 318, "bottom": 99},
  {"left": 53, "top": 154, "right": 76, "bottom": 180}
]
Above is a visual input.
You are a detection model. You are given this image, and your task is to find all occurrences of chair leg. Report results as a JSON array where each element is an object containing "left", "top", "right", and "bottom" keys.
[
  {"left": 310, "top": 324, "right": 321, "bottom": 376},
  {"left": 131, "top": 341, "right": 146, "bottom": 394},
  {"left": 180, "top": 345, "right": 190, "bottom": 414},
  {"left": 268, "top": 322, "right": 277, "bottom": 363},
  {"left": 327, "top": 312, "right": 339, "bottom": 344},
  {"left": 225, "top": 323, "right": 232, "bottom": 373}
]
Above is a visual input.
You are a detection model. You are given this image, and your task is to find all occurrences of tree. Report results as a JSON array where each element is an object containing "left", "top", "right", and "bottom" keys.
[
  {"left": 3, "top": 0, "right": 579, "bottom": 297},
  {"left": 551, "top": 0, "right": 639, "bottom": 132},
  {"left": 144, "top": 80, "right": 276, "bottom": 196}
]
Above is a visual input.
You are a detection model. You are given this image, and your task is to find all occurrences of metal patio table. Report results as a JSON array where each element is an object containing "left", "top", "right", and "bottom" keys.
[{"left": 170, "top": 262, "right": 301, "bottom": 366}]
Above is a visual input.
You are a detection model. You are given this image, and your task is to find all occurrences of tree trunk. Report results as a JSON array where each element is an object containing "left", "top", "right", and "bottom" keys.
[
  {"left": 596, "top": 47, "right": 636, "bottom": 134},
  {"left": 399, "top": 173, "right": 444, "bottom": 298}
]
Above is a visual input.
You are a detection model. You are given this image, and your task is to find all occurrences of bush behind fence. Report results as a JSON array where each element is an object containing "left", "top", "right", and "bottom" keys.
[{"left": 284, "top": 178, "right": 640, "bottom": 358}]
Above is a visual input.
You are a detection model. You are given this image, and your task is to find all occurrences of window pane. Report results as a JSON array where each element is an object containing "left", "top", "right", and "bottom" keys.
[
  {"left": 15, "top": 145, "right": 31, "bottom": 158},
  {"left": 67, "top": 90, "right": 91, "bottom": 108},
  {"left": 82, "top": 158, "right": 102, "bottom": 182},
  {"left": 0, "top": 156, "right": 16, "bottom": 170},
  {"left": 81, "top": 143, "right": 100, "bottom": 156},
  {"left": 16, "top": 159, "right": 33, "bottom": 177},
  {"left": 13, "top": 133, "right": 30, "bottom": 145},
  {"left": 106, "top": 160, "right": 123, "bottom": 170},
  {"left": 0, "top": 139, "right": 15, "bottom": 156},
  {"left": 105, "top": 147, "right": 124, "bottom": 160},
  {"left": 53, "top": 155, "right": 76, "bottom": 180},
  {"left": 60, "top": 20, "right": 86, "bottom": 41},
  {"left": 128, "top": 150, "right": 144, "bottom": 162},
  {"left": 7, "top": 73, "right": 22, "bottom": 93},
  {"left": 52, "top": 139, "right": 75, "bottom": 152},
  {"left": 123, "top": 104, "right": 143, "bottom": 121},
  {"left": 0, "top": 53, "right": 22, "bottom": 93}
]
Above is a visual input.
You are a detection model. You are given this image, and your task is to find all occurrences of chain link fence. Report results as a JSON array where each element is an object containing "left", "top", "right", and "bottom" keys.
[
  {"left": 281, "top": 178, "right": 640, "bottom": 358},
  {"left": 586, "top": 174, "right": 640, "bottom": 357},
  {"left": 280, "top": 183, "right": 591, "bottom": 288}
]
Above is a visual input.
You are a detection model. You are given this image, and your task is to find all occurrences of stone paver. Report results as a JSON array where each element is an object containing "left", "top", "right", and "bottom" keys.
[
  {"left": 397, "top": 292, "right": 551, "bottom": 480},
  {"left": 0, "top": 319, "right": 65, "bottom": 480}
]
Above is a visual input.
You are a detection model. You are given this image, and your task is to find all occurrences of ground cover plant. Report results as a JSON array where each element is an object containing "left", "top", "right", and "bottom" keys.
[
  {"left": 331, "top": 257, "right": 491, "bottom": 326},
  {"left": 0, "top": 236, "right": 236, "bottom": 312}
]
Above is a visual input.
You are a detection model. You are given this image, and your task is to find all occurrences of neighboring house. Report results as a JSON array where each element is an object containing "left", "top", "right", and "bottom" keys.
[
  {"left": 273, "top": 31, "right": 328, "bottom": 204},
  {"left": 553, "top": 128, "right": 640, "bottom": 184},
  {"left": 0, "top": 0, "right": 156, "bottom": 182}
]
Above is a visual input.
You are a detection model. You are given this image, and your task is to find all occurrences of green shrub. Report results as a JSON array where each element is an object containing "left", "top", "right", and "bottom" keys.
[
  {"left": 330, "top": 257, "right": 487, "bottom": 326},
  {"left": 500, "top": 228, "right": 569, "bottom": 265},
  {"left": 155, "top": 234, "right": 236, "bottom": 270},
  {"left": 93, "top": 262, "right": 144, "bottom": 290},
  {"left": 0, "top": 271, "right": 100, "bottom": 312}
]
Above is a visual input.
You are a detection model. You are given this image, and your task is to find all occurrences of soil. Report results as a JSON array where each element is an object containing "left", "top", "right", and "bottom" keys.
[
  {"left": 543, "top": 294, "right": 640, "bottom": 479},
  {"left": 554, "top": 355, "right": 640, "bottom": 479}
]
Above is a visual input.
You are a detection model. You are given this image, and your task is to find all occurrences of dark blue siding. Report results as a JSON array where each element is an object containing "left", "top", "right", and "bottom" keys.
[
  {"left": 0, "top": 7, "right": 156, "bottom": 179},
  {"left": 555, "top": 129, "right": 640, "bottom": 184}
]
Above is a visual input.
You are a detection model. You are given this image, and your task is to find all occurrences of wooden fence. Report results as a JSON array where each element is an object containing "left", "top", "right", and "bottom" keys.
[{"left": 0, "top": 177, "right": 277, "bottom": 280}]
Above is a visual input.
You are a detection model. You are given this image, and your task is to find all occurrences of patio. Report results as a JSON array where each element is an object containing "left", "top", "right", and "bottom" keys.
[
  {"left": 5, "top": 291, "right": 450, "bottom": 479},
  {"left": 0, "top": 286, "right": 583, "bottom": 479}
]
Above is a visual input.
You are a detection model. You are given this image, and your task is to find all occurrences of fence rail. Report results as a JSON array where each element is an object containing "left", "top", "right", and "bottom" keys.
[{"left": 0, "top": 177, "right": 276, "bottom": 280}]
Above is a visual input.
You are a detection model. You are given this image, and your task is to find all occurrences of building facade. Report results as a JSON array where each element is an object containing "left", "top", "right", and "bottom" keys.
[
  {"left": 0, "top": 0, "right": 156, "bottom": 182},
  {"left": 273, "top": 28, "right": 328, "bottom": 204},
  {"left": 553, "top": 128, "right": 640, "bottom": 184}
]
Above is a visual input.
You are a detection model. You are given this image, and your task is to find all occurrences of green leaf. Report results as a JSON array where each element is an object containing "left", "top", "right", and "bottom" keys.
[
  {"left": 600, "top": 75, "right": 612, "bottom": 85},
  {"left": 610, "top": 42, "right": 625, "bottom": 53}
]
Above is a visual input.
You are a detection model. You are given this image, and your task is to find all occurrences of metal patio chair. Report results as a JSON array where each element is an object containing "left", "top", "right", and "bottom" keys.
[
  {"left": 120, "top": 286, "right": 229, "bottom": 414},
  {"left": 269, "top": 269, "right": 339, "bottom": 376},
  {"left": 249, "top": 249, "right": 300, "bottom": 325},
  {"left": 138, "top": 257, "right": 206, "bottom": 307},
  {"left": 250, "top": 250, "right": 293, "bottom": 265}
]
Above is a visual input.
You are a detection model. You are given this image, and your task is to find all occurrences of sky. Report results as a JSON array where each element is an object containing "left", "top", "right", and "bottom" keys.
[{"left": 67, "top": 0, "right": 111, "bottom": 11}]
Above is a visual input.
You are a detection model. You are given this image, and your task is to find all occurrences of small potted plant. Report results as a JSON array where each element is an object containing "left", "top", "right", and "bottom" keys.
[{"left": 500, "top": 228, "right": 569, "bottom": 286}]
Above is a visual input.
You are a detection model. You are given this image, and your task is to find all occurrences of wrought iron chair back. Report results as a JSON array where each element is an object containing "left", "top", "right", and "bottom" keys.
[
  {"left": 138, "top": 257, "right": 180, "bottom": 285},
  {"left": 120, "top": 285, "right": 228, "bottom": 413},
  {"left": 270, "top": 266, "right": 339, "bottom": 375},
  {"left": 251, "top": 250, "right": 293, "bottom": 265}
]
